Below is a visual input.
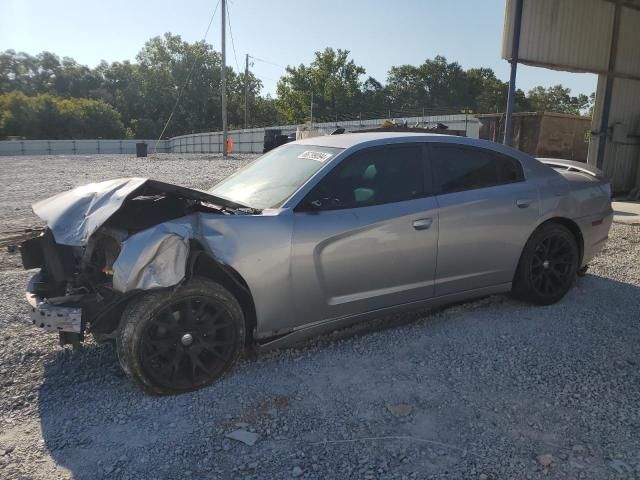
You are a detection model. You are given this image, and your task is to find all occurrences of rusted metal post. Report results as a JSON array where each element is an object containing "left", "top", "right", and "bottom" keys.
[{"left": 504, "top": 0, "right": 523, "bottom": 146}]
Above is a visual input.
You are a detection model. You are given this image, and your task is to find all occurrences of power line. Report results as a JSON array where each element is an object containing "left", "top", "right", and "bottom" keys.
[
  {"left": 249, "top": 55, "right": 287, "bottom": 70},
  {"left": 253, "top": 73, "right": 280, "bottom": 83},
  {"left": 154, "top": 0, "right": 221, "bottom": 152},
  {"left": 226, "top": 2, "right": 241, "bottom": 73}
]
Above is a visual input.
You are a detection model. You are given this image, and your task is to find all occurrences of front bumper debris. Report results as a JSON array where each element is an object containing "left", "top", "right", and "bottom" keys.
[{"left": 26, "top": 274, "right": 82, "bottom": 333}]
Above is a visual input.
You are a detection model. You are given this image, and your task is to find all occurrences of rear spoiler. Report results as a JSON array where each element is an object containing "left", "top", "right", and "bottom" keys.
[{"left": 537, "top": 158, "right": 605, "bottom": 180}]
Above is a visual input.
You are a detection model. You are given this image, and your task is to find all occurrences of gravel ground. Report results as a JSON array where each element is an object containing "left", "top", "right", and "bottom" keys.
[{"left": 1, "top": 154, "right": 639, "bottom": 480}]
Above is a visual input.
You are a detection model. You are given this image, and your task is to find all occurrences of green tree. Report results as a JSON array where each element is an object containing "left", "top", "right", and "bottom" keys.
[
  {"left": 133, "top": 33, "right": 264, "bottom": 136},
  {"left": 526, "top": 85, "right": 590, "bottom": 115},
  {"left": 0, "top": 91, "right": 37, "bottom": 137},
  {"left": 276, "top": 48, "right": 365, "bottom": 123},
  {"left": 250, "top": 94, "right": 281, "bottom": 127},
  {"left": 0, "top": 50, "right": 40, "bottom": 95},
  {"left": 465, "top": 68, "right": 531, "bottom": 113},
  {"left": 0, "top": 40, "right": 597, "bottom": 139},
  {"left": 135, "top": 33, "right": 220, "bottom": 137},
  {"left": 386, "top": 56, "right": 473, "bottom": 112},
  {"left": 0, "top": 50, "right": 101, "bottom": 98},
  {"left": 0, "top": 91, "right": 125, "bottom": 139},
  {"left": 92, "top": 60, "right": 144, "bottom": 131},
  {"left": 361, "top": 77, "right": 389, "bottom": 116}
]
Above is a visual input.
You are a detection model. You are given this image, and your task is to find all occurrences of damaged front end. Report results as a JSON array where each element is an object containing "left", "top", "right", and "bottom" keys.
[{"left": 21, "top": 178, "right": 249, "bottom": 347}]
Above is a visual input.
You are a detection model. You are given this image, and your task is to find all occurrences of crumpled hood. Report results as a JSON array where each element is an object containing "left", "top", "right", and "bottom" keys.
[
  {"left": 31, "top": 177, "right": 243, "bottom": 246},
  {"left": 32, "top": 178, "right": 148, "bottom": 246}
]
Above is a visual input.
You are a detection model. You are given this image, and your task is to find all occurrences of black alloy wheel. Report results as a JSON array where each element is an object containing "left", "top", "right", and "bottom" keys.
[
  {"left": 513, "top": 223, "right": 579, "bottom": 305},
  {"left": 529, "top": 235, "right": 576, "bottom": 297},
  {"left": 139, "top": 296, "right": 237, "bottom": 391},
  {"left": 117, "top": 277, "right": 245, "bottom": 395}
]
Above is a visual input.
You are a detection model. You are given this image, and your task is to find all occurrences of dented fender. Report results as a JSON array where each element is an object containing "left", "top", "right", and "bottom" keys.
[{"left": 112, "top": 218, "right": 194, "bottom": 293}]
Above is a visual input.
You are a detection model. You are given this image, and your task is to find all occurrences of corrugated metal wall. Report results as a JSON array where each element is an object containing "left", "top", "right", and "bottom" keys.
[
  {"left": 615, "top": 6, "right": 640, "bottom": 77},
  {"left": 504, "top": 0, "right": 640, "bottom": 194},
  {"left": 592, "top": 77, "right": 640, "bottom": 192},
  {"left": 502, "top": 0, "right": 613, "bottom": 72}
]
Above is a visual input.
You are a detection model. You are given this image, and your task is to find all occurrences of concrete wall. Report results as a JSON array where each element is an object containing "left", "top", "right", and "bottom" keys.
[
  {"left": 168, "top": 128, "right": 267, "bottom": 154},
  {"left": 0, "top": 114, "right": 480, "bottom": 156},
  {"left": 0, "top": 139, "right": 168, "bottom": 156}
]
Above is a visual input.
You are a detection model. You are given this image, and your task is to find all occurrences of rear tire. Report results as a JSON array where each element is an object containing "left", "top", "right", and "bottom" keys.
[
  {"left": 512, "top": 223, "right": 579, "bottom": 305},
  {"left": 116, "top": 277, "right": 245, "bottom": 395}
]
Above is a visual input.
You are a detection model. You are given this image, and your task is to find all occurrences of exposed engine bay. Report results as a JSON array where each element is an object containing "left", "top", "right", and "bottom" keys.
[{"left": 20, "top": 178, "right": 257, "bottom": 347}]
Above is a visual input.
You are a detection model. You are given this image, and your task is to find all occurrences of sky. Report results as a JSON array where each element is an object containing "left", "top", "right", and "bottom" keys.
[{"left": 0, "top": 0, "right": 597, "bottom": 99}]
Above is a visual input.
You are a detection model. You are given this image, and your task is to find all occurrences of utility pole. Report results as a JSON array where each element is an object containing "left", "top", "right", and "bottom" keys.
[
  {"left": 244, "top": 53, "right": 249, "bottom": 129},
  {"left": 310, "top": 91, "right": 313, "bottom": 127},
  {"left": 221, "top": 0, "right": 228, "bottom": 156},
  {"left": 461, "top": 107, "right": 473, "bottom": 137}
]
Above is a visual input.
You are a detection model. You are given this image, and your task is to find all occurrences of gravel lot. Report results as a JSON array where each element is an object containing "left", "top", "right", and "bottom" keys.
[{"left": 1, "top": 154, "right": 639, "bottom": 480}]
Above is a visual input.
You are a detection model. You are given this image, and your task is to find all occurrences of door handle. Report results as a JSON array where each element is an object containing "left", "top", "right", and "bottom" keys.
[
  {"left": 412, "top": 218, "right": 433, "bottom": 230},
  {"left": 516, "top": 199, "right": 533, "bottom": 208}
]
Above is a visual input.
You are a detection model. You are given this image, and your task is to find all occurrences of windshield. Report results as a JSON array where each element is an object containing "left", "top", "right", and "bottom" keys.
[{"left": 210, "top": 144, "right": 343, "bottom": 209}]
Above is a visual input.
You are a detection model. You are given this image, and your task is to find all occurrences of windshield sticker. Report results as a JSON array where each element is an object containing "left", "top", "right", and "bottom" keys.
[{"left": 298, "top": 151, "right": 333, "bottom": 162}]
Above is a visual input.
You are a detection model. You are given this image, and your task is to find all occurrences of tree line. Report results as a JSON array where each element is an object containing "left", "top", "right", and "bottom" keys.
[{"left": 0, "top": 33, "right": 592, "bottom": 140}]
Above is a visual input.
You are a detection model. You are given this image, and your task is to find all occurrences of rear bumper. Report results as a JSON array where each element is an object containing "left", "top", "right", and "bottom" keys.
[{"left": 26, "top": 274, "right": 82, "bottom": 333}]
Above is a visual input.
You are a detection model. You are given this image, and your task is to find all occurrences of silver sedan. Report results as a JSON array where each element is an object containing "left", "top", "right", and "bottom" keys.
[{"left": 21, "top": 132, "right": 613, "bottom": 394}]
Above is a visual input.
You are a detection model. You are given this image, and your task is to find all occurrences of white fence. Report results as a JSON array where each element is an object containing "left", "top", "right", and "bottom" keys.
[
  {"left": 0, "top": 139, "right": 169, "bottom": 156},
  {"left": 0, "top": 114, "right": 480, "bottom": 156},
  {"left": 167, "top": 128, "right": 270, "bottom": 154}
]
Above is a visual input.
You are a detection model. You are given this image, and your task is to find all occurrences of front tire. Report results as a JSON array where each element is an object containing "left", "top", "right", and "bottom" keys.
[
  {"left": 512, "top": 223, "right": 579, "bottom": 305},
  {"left": 116, "top": 277, "right": 245, "bottom": 395}
]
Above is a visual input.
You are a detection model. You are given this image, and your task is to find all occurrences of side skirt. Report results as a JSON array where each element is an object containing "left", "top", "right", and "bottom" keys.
[{"left": 256, "top": 282, "right": 512, "bottom": 352}]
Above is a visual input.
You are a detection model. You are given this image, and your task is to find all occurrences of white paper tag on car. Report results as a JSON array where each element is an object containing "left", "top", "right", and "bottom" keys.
[{"left": 298, "top": 151, "right": 333, "bottom": 162}]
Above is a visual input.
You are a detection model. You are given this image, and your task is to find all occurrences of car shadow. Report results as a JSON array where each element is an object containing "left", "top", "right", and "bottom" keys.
[{"left": 37, "top": 274, "right": 640, "bottom": 479}]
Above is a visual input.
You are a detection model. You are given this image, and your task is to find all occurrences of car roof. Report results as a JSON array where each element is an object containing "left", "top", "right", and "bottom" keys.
[
  {"left": 294, "top": 132, "right": 447, "bottom": 149},
  {"left": 293, "top": 132, "right": 538, "bottom": 164}
]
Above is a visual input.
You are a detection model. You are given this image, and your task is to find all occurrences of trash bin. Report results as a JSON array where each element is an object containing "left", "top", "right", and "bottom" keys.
[
  {"left": 275, "top": 135, "right": 289, "bottom": 148},
  {"left": 136, "top": 142, "right": 148, "bottom": 158},
  {"left": 263, "top": 129, "right": 282, "bottom": 152}
]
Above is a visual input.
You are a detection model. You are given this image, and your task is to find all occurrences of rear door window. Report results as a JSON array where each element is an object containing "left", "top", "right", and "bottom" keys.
[{"left": 431, "top": 145, "right": 524, "bottom": 195}]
